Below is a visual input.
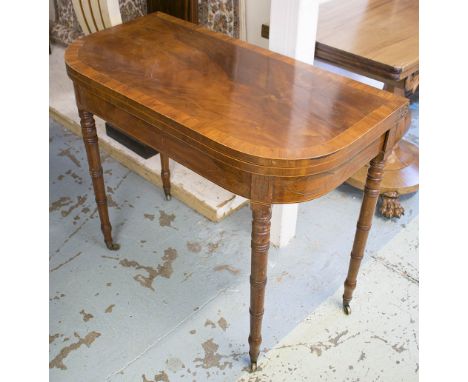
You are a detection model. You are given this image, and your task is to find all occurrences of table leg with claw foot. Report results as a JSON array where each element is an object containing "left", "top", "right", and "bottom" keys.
[{"left": 380, "top": 191, "right": 405, "bottom": 218}]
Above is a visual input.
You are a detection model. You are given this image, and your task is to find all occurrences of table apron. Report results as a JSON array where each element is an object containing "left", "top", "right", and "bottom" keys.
[
  {"left": 74, "top": 86, "right": 396, "bottom": 204},
  {"left": 316, "top": 44, "right": 419, "bottom": 85}
]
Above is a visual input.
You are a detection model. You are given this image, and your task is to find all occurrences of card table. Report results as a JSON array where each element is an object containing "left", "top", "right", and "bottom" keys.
[{"left": 65, "top": 13, "right": 409, "bottom": 371}]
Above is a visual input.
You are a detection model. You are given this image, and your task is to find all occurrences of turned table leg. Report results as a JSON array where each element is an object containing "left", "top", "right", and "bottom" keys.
[
  {"left": 79, "top": 110, "right": 119, "bottom": 251},
  {"left": 160, "top": 153, "right": 172, "bottom": 201},
  {"left": 248, "top": 203, "right": 272, "bottom": 372},
  {"left": 347, "top": 78, "right": 418, "bottom": 219},
  {"left": 343, "top": 155, "right": 385, "bottom": 314}
]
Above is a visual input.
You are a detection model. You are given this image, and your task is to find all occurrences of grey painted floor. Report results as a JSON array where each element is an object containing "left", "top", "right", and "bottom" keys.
[{"left": 49, "top": 99, "right": 418, "bottom": 381}]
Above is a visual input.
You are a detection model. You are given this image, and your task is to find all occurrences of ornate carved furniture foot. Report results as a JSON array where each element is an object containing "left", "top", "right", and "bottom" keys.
[
  {"left": 78, "top": 110, "right": 120, "bottom": 251},
  {"left": 380, "top": 191, "right": 404, "bottom": 218},
  {"left": 160, "top": 153, "right": 172, "bottom": 201},
  {"left": 248, "top": 203, "right": 272, "bottom": 372},
  {"left": 343, "top": 155, "right": 385, "bottom": 314}
]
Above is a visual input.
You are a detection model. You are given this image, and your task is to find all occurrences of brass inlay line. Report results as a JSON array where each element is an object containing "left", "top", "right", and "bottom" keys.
[
  {"left": 96, "top": 0, "right": 107, "bottom": 29},
  {"left": 78, "top": 0, "right": 91, "bottom": 34},
  {"left": 87, "top": 0, "right": 99, "bottom": 31}
]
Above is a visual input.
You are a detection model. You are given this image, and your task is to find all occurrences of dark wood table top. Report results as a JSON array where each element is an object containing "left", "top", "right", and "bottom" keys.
[
  {"left": 66, "top": 13, "right": 408, "bottom": 203},
  {"left": 66, "top": 13, "right": 406, "bottom": 171},
  {"left": 316, "top": 0, "right": 419, "bottom": 82}
]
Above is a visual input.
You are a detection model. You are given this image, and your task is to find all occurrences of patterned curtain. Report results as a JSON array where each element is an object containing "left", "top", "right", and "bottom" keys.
[
  {"left": 50, "top": 0, "right": 147, "bottom": 45},
  {"left": 118, "top": 0, "right": 147, "bottom": 23},
  {"left": 50, "top": 0, "right": 239, "bottom": 45},
  {"left": 50, "top": 0, "right": 84, "bottom": 45},
  {"left": 199, "top": 0, "right": 239, "bottom": 38}
]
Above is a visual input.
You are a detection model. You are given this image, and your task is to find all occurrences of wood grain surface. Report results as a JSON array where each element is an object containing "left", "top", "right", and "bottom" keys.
[
  {"left": 316, "top": 0, "right": 419, "bottom": 82},
  {"left": 66, "top": 13, "right": 407, "bottom": 176}
]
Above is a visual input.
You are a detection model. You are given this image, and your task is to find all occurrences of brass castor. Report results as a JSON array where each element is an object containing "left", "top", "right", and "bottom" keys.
[
  {"left": 106, "top": 242, "right": 120, "bottom": 251},
  {"left": 250, "top": 362, "right": 257, "bottom": 372},
  {"left": 164, "top": 193, "right": 172, "bottom": 201},
  {"left": 343, "top": 304, "right": 351, "bottom": 315}
]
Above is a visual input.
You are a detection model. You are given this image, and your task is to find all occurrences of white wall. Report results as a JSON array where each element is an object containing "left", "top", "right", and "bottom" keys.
[
  {"left": 245, "top": 0, "right": 271, "bottom": 48},
  {"left": 243, "top": 0, "right": 333, "bottom": 49}
]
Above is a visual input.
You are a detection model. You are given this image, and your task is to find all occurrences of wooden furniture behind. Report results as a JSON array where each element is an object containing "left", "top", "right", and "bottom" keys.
[
  {"left": 260, "top": 0, "right": 418, "bottom": 218},
  {"left": 147, "top": 0, "right": 198, "bottom": 23},
  {"left": 315, "top": 0, "right": 419, "bottom": 218},
  {"left": 65, "top": 13, "right": 409, "bottom": 371}
]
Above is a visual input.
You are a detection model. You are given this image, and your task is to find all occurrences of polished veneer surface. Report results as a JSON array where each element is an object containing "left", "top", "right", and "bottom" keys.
[
  {"left": 65, "top": 13, "right": 409, "bottom": 370},
  {"left": 316, "top": 0, "right": 418, "bottom": 82}
]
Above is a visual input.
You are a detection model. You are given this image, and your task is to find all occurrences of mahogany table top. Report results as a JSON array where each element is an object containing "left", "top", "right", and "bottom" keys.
[
  {"left": 65, "top": 13, "right": 407, "bottom": 174},
  {"left": 316, "top": 0, "right": 419, "bottom": 81}
]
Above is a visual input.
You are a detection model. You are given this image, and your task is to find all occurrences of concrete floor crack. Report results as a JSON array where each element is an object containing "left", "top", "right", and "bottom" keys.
[{"left": 371, "top": 255, "right": 419, "bottom": 284}]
